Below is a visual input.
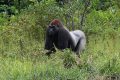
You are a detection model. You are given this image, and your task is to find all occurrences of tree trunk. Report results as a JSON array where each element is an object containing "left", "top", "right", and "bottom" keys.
[{"left": 80, "top": 0, "right": 90, "bottom": 30}]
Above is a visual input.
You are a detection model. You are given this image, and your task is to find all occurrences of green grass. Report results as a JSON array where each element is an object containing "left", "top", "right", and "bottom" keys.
[
  {"left": 0, "top": 53, "right": 89, "bottom": 80},
  {"left": 0, "top": 29, "right": 120, "bottom": 80}
]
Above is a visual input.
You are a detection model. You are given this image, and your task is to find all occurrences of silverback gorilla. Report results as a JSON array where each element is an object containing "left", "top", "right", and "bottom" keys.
[{"left": 45, "top": 19, "right": 86, "bottom": 57}]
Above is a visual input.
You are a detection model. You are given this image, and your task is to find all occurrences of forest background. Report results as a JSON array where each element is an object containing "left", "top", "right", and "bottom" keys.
[{"left": 0, "top": 0, "right": 120, "bottom": 80}]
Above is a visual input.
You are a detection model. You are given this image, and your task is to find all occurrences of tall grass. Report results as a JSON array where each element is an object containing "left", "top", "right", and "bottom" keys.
[{"left": 0, "top": 30, "right": 120, "bottom": 79}]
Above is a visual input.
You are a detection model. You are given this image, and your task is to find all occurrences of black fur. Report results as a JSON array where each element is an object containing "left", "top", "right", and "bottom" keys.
[{"left": 45, "top": 26, "right": 75, "bottom": 56}]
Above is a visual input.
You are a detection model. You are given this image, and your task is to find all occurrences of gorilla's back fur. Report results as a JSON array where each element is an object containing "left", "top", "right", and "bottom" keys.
[{"left": 70, "top": 30, "right": 86, "bottom": 54}]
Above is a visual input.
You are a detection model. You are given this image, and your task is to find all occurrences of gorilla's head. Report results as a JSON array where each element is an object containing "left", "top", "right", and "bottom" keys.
[
  {"left": 47, "top": 25, "right": 59, "bottom": 36},
  {"left": 47, "top": 19, "right": 63, "bottom": 36}
]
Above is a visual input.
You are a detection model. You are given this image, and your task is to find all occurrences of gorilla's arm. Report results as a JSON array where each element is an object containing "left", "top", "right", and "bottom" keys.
[
  {"left": 45, "top": 38, "right": 54, "bottom": 50},
  {"left": 45, "top": 29, "right": 54, "bottom": 50},
  {"left": 45, "top": 37, "right": 56, "bottom": 56},
  {"left": 45, "top": 30, "right": 56, "bottom": 56}
]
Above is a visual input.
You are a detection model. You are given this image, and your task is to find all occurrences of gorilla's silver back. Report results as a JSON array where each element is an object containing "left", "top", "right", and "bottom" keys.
[{"left": 70, "top": 30, "right": 86, "bottom": 53}]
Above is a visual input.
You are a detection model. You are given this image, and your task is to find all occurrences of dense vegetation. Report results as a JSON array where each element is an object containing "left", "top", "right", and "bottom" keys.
[{"left": 0, "top": 0, "right": 120, "bottom": 80}]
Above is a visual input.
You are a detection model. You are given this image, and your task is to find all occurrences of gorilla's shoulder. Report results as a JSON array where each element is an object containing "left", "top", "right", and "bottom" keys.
[{"left": 59, "top": 28, "right": 69, "bottom": 35}]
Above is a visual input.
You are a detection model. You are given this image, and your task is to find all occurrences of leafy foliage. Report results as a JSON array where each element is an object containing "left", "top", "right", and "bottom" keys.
[{"left": 0, "top": 0, "right": 120, "bottom": 80}]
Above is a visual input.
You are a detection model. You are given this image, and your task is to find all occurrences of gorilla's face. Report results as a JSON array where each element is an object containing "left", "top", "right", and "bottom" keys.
[{"left": 47, "top": 25, "right": 59, "bottom": 36}]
